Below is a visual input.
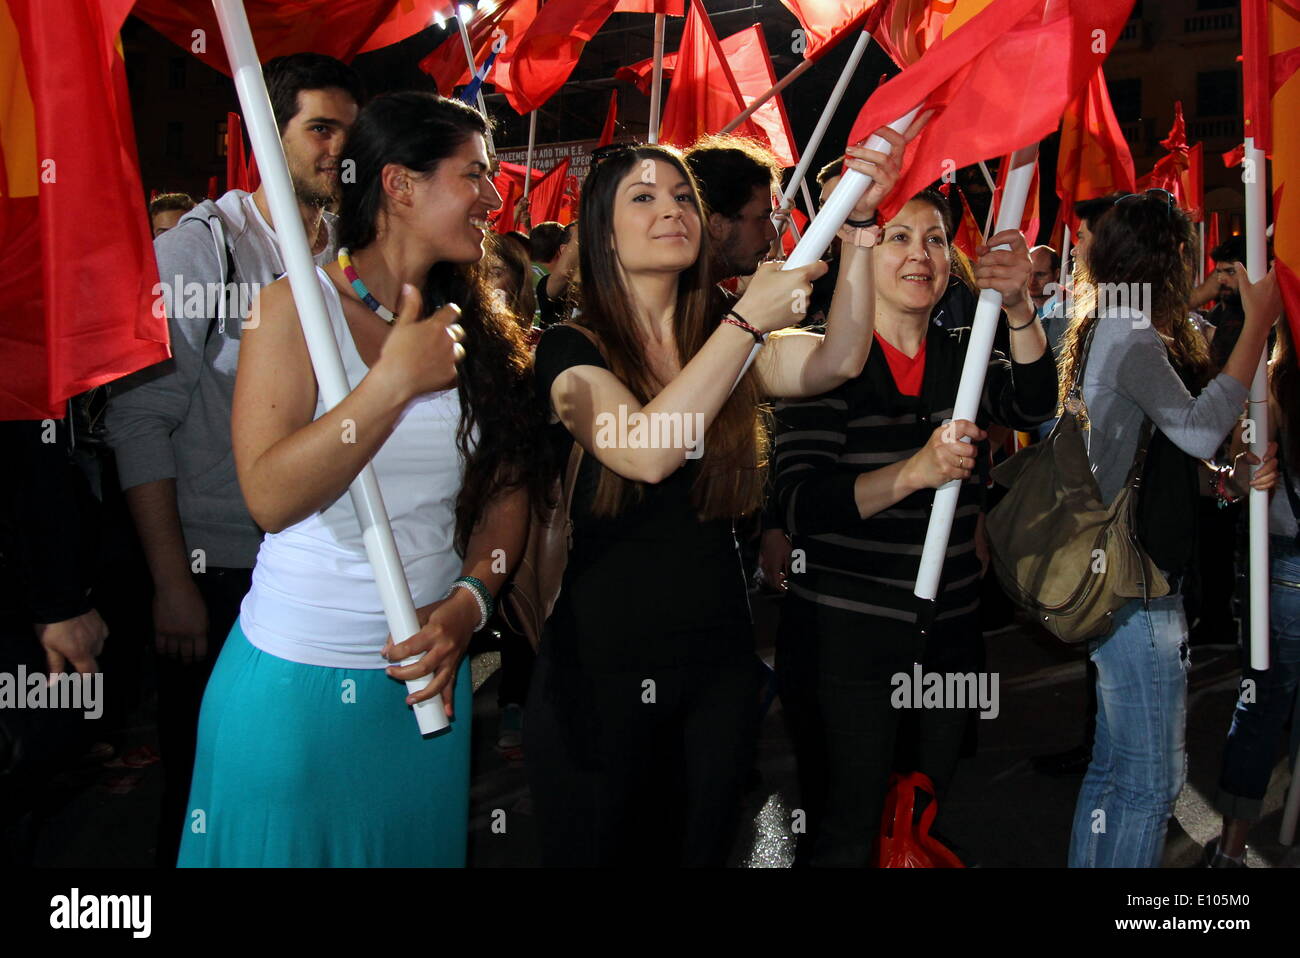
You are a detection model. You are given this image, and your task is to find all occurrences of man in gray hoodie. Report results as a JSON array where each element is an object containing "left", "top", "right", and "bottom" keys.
[{"left": 106, "top": 53, "right": 361, "bottom": 865}]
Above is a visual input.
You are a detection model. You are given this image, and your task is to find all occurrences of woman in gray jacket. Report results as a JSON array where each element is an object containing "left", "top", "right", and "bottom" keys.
[{"left": 1056, "top": 189, "right": 1281, "bottom": 868}]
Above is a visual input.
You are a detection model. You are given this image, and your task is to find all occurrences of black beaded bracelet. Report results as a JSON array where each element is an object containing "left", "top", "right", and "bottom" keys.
[
  {"left": 1006, "top": 315, "right": 1037, "bottom": 331},
  {"left": 844, "top": 214, "right": 877, "bottom": 228}
]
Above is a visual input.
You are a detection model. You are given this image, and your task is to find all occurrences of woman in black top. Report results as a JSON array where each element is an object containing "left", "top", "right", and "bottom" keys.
[
  {"left": 526, "top": 128, "right": 914, "bottom": 866},
  {"left": 771, "top": 188, "right": 1058, "bottom": 866}
]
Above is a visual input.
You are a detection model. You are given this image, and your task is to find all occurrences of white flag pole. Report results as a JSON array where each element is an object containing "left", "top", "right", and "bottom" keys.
[
  {"left": 914, "top": 143, "right": 1039, "bottom": 605},
  {"left": 800, "top": 177, "right": 818, "bottom": 217},
  {"left": 1244, "top": 135, "right": 1270, "bottom": 672},
  {"left": 776, "top": 30, "right": 874, "bottom": 214},
  {"left": 648, "top": 13, "right": 666, "bottom": 144},
  {"left": 721, "top": 57, "right": 817, "bottom": 133},
  {"left": 523, "top": 110, "right": 537, "bottom": 200},
  {"left": 1058, "top": 221, "right": 1071, "bottom": 291},
  {"left": 729, "top": 106, "right": 922, "bottom": 391},
  {"left": 456, "top": 11, "right": 495, "bottom": 153},
  {"left": 211, "top": 0, "right": 447, "bottom": 734}
]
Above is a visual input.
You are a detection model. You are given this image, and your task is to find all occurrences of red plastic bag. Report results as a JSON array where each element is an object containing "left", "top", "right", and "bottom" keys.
[{"left": 875, "top": 771, "right": 965, "bottom": 868}]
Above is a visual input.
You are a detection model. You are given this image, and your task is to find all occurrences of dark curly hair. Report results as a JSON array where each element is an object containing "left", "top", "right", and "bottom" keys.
[
  {"left": 1058, "top": 193, "right": 1211, "bottom": 404},
  {"left": 337, "top": 92, "right": 552, "bottom": 551}
]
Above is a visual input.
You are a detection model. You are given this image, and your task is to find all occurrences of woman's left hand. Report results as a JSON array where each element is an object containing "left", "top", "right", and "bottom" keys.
[
  {"left": 974, "top": 229, "right": 1033, "bottom": 310},
  {"left": 1231, "top": 441, "right": 1279, "bottom": 495},
  {"left": 382, "top": 589, "right": 479, "bottom": 717}
]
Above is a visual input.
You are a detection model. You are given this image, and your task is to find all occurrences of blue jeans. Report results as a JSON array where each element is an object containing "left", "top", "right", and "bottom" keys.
[
  {"left": 1068, "top": 593, "right": 1189, "bottom": 867},
  {"left": 1214, "top": 537, "right": 1300, "bottom": 820}
]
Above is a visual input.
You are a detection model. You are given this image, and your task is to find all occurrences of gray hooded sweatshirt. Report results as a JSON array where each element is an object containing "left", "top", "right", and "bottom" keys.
[{"left": 106, "top": 190, "right": 336, "bottom": 568}]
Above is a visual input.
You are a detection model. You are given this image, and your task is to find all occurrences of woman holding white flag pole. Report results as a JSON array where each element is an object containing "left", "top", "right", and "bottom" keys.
[
  {"left": 180, "top": 93, "right": 550, "bottom": 867},
  {"left": 525, "top": 124, "right": 913, "bottom": 867},
  {"left": 771, "top": 187, "right": 1057, "bottom": 867}
]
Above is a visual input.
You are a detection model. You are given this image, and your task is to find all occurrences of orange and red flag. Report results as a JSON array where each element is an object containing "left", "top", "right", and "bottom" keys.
[{"left": 0, "top": 0, "right": 167, "bottom": 420}]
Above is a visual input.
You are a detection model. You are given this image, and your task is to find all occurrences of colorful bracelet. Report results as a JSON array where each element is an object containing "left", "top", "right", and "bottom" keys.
[
  {"left": 446, "top": 575, "right": 494, "bottom": 631},
  {"left": 722, "top": 309, "right": 765, "bottom": 344}
]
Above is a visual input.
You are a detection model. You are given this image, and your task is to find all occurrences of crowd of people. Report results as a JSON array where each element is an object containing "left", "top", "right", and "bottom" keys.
[{"left": 1, "top": 51, "right": 1295, "bottom": 869}]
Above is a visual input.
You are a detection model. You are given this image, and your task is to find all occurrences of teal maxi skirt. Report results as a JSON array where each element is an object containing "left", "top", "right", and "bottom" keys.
[{"left": 177, "top": 619, "right": 472, "bottom": 867}]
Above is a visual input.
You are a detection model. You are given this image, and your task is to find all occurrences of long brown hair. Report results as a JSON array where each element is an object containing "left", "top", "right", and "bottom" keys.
[
  {"left": 1272, "top": 319, "right": 1299, "bottom": 470},
  {"left": 573, "top": 144, "right": 767, "bottom": 518},
  {"left": 338, "top": 92, "right": 553, "bottom": 549},
  {"left": 1058, "top": 194, "right": 1211, "bottom": 404}
]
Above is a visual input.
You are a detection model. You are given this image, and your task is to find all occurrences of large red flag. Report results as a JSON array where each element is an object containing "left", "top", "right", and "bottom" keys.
[
  {"left": 491, "top": 160, "right": 542, "bottom": 233},
  {"left": 1183, "top": 141, "right": 1205, "bottom": 222},
  {"left": 1053, "top": 66, "right": 1135, "bottom": 234},
  {"left": 500, "top": 0, "right": 683, "bottom": 114},
  {"left": 658, "top": 0, "right": 767, "bottom": 149},
  {"left": 620, "top": 23, "right": 799, "bottom": 165},
  {"left": 0, "top": 0, "right": 167, "bottom": 420},
  {"left": 133, "top": 0, "right": 457, "bottom": 75},
  {"left": 418, "top": 0, "right": 539, "bottom": 96},
  {"left": 846, "top": 0, "right": 1136, "bottom": 222},
  {"left": 779, "top": 0, "right": 886, "bottom": 61}
]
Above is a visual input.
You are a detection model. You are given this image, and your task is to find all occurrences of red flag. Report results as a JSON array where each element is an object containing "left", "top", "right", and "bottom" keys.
[
  {"left": 0, "top": 0, "right": 167, "bottom": 420},
  {"left": 1053, "top": 66, "right": 1135, "bottom": 235},
  {"left": 779, "top": 0, "right": 886, "bottom": 61},
  {"left": 847, "top": 0, "right": 1136, "bottom": 222},
  {"left": 1137, "top": 102, "right": 1191, "bottom": 208},
  {"left": 358, "top": 0, "right": 459, "bottom": 53},
  {"left": 872, "top": 0, "right": 958, "bottom": 67},
  {"left": 418, "top": 0, "right": 538, "bottom": 96},
  {"left": 132, "top": 0, "right": 456, "bottom": 75},
  {"left": 598, "top": 89, "right": 618, "bottom": 146},
  {"left": 628, "top": 23, "right": 799, "bottom": 164},
  {"left": 658, "top": 0, "right": 766, "bottom": 148},
  {"left": 558, "top": 173, "right": 581, "bottom": 225},
  {"left": 529, "top": 158, "right": 572, "bottom": 224},
  {"left": 952, "top": 186, "right": 984, "bottom": 259},
  {"left": 499, "top": 0, "right": 619, "bottom": 113},
  {"left": 1222, "top": 142, "right": 1246, "bottom": 167},
  {"left": 491, "top": 161, "right": 542, "bottom": 233},
  {"left": 207, "top": 175, "right": 219, "bottom": 200}
]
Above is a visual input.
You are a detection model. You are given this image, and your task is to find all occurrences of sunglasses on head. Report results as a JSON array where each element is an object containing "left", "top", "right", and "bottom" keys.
[{"left": 1114, "top": 188, "right": 1176, "bottom": 212}]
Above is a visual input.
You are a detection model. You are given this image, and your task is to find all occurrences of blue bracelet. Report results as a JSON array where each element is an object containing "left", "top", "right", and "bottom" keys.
[{"left": 447, "top": 575, "right": 494, "bottom": 632}]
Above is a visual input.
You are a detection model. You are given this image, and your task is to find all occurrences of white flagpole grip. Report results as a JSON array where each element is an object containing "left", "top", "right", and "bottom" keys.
[
  {"left": 1244, "top": 137, "right": 1270, "bottom": 672},
  {"left": 211, "top": 0, "right": 447, "bottom": 734},
  {"left": 648, "top": 14, "right": 666, "bottom": 144},
  {"left": 914, "top": 145, "right": 1037, "bottom": 602},
  {"left": 523, "top": 111, "right": 537, "bottom": 199}
]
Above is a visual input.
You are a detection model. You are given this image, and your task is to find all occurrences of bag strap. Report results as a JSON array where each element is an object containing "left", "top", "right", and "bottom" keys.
[{"left": 1066, "top": 319, "right": 1099, "bottom": 399}]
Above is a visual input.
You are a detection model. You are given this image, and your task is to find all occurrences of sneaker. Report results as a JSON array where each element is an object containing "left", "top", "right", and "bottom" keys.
[
  {"left": 496, "top": 704, "right": 523, "bottom": 753},
  {"left": 1199, "top": 837, "right": 1248, "bottom": 868}
]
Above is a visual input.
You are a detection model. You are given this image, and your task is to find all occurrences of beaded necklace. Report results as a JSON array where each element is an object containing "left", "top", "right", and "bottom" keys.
[{"left": 338, "top": 247, "right": 396, "bottom": 323}]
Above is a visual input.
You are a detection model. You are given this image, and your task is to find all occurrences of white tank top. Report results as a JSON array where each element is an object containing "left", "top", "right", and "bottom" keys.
[{"left": 239, "top": 268, "right": 469, "bottom": 668}]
